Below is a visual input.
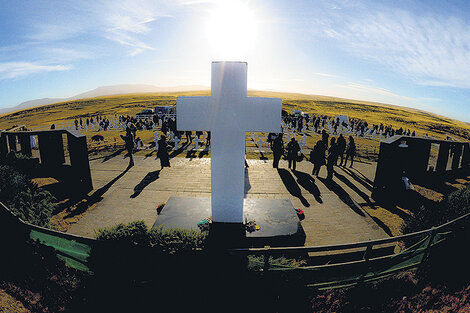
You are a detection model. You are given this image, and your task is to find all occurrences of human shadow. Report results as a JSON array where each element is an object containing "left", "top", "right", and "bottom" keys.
[
  {"left": 318, "top": 177, "right": 365, "bottom": 216},
  {"left": 198, "top": 149, "right": 209, "bottom": 158},
  {"left": 169, "top": 146, "right": 186, "bottom": 158},
  {"left": 291, "top": 170, "right": 323, "bottom": 203},
  {"left": 334, "top": 171, "right": 372, "bottom": 205},
  {"left": 130, "top": 170, "right": 161, "bottom": 198},
  {"left": 244, "top": 168, "right": 251, "bottom": 195},
  {"left": 277, "top": 169, "right": 310, "bottom": 207},
  {"left": 341, "top": 167, "right": 374, "bottom": 191},
  {"left": 65, "top": 165, "right": 131, "bottom": 218},
  {"left": 101, "top": 148, "right": 125, "bottom": 163},
  {"left": 185, "top": 150, "right": 197, "bottom": 160}
]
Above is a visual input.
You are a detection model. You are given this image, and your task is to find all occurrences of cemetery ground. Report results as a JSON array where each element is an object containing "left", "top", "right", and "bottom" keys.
[
  {"left": 1, "top": 92, "right": 470, "bottom": 311},
  {"left": 2, "top": 146, "right": 470, "bottom": 312}
]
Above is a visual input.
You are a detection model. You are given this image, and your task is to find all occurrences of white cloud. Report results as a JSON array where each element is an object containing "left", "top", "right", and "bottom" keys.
[
  {"left": 319, "top": 9, "right": 470, "bottom": 88},
  {"left": 0, "top": 62, "right": 71, "bottom": 79},
  {"left": 338, "top": 82, "right": 416, "bottom": 102},
  {"left": 314, "top": 72, "right": 339, "bottom": 78}
]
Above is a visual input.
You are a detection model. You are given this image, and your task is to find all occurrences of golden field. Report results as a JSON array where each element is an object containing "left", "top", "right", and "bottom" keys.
[{"left": 1, "top": 90, "right": 469, "bottom": 141}]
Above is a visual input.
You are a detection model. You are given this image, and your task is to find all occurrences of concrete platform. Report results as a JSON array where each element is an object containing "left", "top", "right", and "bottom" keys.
[
  {"left": 68, "top": 155, "right": 388, "bottom": 247},
  {"left": 153, "top": 196, "right": 306, "bottom": 247}
]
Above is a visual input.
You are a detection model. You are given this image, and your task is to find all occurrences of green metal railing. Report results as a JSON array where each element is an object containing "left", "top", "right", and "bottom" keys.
[{"left": 1, "top": 201, "right": 468, "bottom": 289}]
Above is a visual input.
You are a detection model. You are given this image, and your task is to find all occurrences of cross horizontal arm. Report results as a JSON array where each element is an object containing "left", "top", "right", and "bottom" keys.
[
  {"left": 176, "top": 96, "right": 213, "bottom": 131},
  {"left": 242, "top": 97, "right": 282, "bottom": 133}
]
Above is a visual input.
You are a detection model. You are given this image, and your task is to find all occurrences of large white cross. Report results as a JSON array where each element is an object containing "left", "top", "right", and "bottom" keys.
[{"left": 177, "top": 62, "right": 281, "bottom": 224}]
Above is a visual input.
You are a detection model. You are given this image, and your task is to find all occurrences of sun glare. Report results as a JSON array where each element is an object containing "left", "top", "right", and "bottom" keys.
[{"left": 205, "top": 1, "right": 258, "bottom": 60}]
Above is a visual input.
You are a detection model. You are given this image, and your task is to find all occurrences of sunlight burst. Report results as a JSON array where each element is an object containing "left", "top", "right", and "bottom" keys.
[{"left": 205, "top": 1, "right": 258, "bottom": 60}]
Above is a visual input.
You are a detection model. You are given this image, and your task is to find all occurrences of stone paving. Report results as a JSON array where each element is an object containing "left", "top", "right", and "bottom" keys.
[{"left": 68, "top": 152, "right": 387, "bottom": 246}]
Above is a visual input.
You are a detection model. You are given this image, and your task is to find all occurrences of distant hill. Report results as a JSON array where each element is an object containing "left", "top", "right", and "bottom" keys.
[{"left": 0, "top": 84, "right": 209, "bottom": 115}]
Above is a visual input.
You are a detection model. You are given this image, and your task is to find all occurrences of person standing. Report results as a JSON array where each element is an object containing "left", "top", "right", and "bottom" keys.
[
  {"left": 271, "top": 133, "right": 284, "bottom": 168},
  {"left": 157, "top": 135, "right": 171, "bottom": 169},
  {"left": 286, "top": 137, "right": 300, "bottom": 171},
  {"left": 310, "top": 140, "right": 326, "bottom": 177},
  {"left": 337, "top": 134, "right": 346, "bottom": 166},
  {"left": 120, "top": 130, "right": 135, "bottom": 167},
  {"left": 321, "top": 129, "right": 329, "bottom": 149},
  {"left": 345, "top": 136, "right": 356, "bottom": 168},
  {"left": 185, "top": 130, "right": 192, "bottom": 143},
  {"left": 326, "top": 137, "right": 339, "bottom": 180}
]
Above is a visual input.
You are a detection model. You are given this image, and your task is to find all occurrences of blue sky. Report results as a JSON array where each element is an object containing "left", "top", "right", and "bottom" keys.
[{"left": 1, "top": 0, "right": 469, "bottom": 122}]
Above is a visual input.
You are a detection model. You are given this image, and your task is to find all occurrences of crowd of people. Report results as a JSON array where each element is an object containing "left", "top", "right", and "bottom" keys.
[
  {"left": 282, "top": 112, "right": 417, "bottom": 138},
  {"left": 270, "top": 130, "right": 356, "bottom": 180}
]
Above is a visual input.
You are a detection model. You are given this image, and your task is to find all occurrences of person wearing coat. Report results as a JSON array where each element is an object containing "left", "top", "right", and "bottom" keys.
[
  {"left": 271, "top": 133, "right": 284, "bottom": 168},
  {"left": 120, "top": 130, "right": 135, "bottom": 167},
  {"left": 337, "top": 134, "right": 346, "bottom": 166},
  {"left": 310, "top": 140, "right": 326, "bottom": 177},
  {"left": 286, "top": 137, "right": 301, "bottom": 171},
  {"left": 345, "top": 136, "right": 356, "bottom": 168},
  {"left": 326, "top": 137, "right": 339, "bottom": 180},
  {"left": 157, "top": 135, "right": 171, "bottom": 169}
]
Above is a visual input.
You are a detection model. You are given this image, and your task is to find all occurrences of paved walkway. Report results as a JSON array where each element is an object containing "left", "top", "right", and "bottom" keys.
[{"left": 68, "top": 153, "right": 387, "bottom": 246}]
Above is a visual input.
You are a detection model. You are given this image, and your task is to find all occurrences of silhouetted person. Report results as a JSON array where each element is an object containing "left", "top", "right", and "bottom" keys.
[
  {"left": 206, "top": 131, "right": 211, "bottom": 146},
  {"left": 337, "top": 134, "right": 346, "bottom": 166},
  {"left": 326, "top": 137, "right": 339, "bottom": 180},
  {"left": 157, "top": 135, "right": 170, "bottom": 169},
  {"left": 271, "top": 133, "right": 284, "bottom": 168},
  {"left": 185, "top": 130, "right": 192, "bottom": 143},
  {"left": 310, "top": 140, "right": 326, "bottom": 177},
  {"left": 345, "top": 136, "right": 356, "bottom": 168},
  {"left": 286, "top": 137, "right": 300, "bottom": 171},
  {"left": 321, "top": 129, "right": 329, "bottom": 149},
  {"left": 121, "top": 130, "right": 135, "bottom": 167}
]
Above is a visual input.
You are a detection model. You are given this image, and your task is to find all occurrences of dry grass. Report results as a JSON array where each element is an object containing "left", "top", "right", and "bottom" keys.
[
  {"left": 0, "top": 289, "right": 30, "bottom": 313},
  {"left": 1, "top": 91, "right": 469, "bottom": 141}
]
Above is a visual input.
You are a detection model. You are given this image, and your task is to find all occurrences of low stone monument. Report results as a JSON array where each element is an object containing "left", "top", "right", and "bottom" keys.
[{"left": 154, "top": 62, "right": 305, "bottom": 247}]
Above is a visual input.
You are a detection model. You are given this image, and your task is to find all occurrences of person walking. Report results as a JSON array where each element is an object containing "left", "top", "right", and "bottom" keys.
[
  {"left": 271, "top": 133, "right": 284, "bottom": 168},
  {"left": 310, "top": 140, "right": 326, "bottom": 177},
  {"left": 326, "top": 137, "right": 339, "bottom": 180},
  {"left": 157, "top": 135, "right": 171, "bottom": 169},
  {"left": 337, "top": 134, "right": 346, "bottom": 166},
  {"left": 345, "top": 136, "right": 356, "bottom": 168},
  {"left": 286, "top": 137, "right": 300, "bottom": 171},
  {"left": 120, "top": 130, "right": 135, "bottom": 167}
]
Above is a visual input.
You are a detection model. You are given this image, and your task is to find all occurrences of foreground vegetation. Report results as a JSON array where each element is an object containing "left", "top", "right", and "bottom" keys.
[{"left": 1, "top": 184, "right": 469, "bottom": 311}]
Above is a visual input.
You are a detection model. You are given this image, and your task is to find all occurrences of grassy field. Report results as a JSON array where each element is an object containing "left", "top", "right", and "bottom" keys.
[
  {"left": 2, "top": 91, "right": 468, "bottom": 235},
  {"left": 1, "top": 90, "right": 469, "bottom": 141}
]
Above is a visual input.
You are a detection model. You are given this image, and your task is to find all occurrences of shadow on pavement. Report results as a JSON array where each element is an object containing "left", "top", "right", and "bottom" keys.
[
  {"left": 277, "top": 168, "right": 310, "bottom": 207},
  {"left": 65, "top": 165, "right": 132, "bottom": 218},
  {"left": 101, "top": 148, "right": 125, "bottom": 163},
  {"left": 334, "top": 171, "right": 372, "bottom": 204},
  {"left": 341, "top": 167, "right": 374, "bottom": 191},
  {"left": 291, "top": 170, "right": 323, "bottom": 203},
  {"left": 318, "top": 176, "right": 365, "bottom": 217},
  {"left": 130, "top": 170, "right": 161, "bottom": 198}
]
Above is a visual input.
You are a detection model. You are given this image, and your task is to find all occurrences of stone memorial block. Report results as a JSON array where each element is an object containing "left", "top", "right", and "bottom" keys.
[{"left": 38, "top": 132, "right": 65, "bottom": 167}]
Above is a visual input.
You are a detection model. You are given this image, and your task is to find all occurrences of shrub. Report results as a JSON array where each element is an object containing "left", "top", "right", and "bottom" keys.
[
  {"left": 401, "top": 186, "right": 470, "bottom": 237},
  {"left": 0, "top": 165, "right": 55, "bottom": 227},
  {"left": 148, "top": 225, "right": 207, "bottom": 254},
  {"left": 3, "top": 151, "right": 38, "bottom": 175},
  {"left": 95, "top": 220, "right": 150, "bottom": 247}
]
